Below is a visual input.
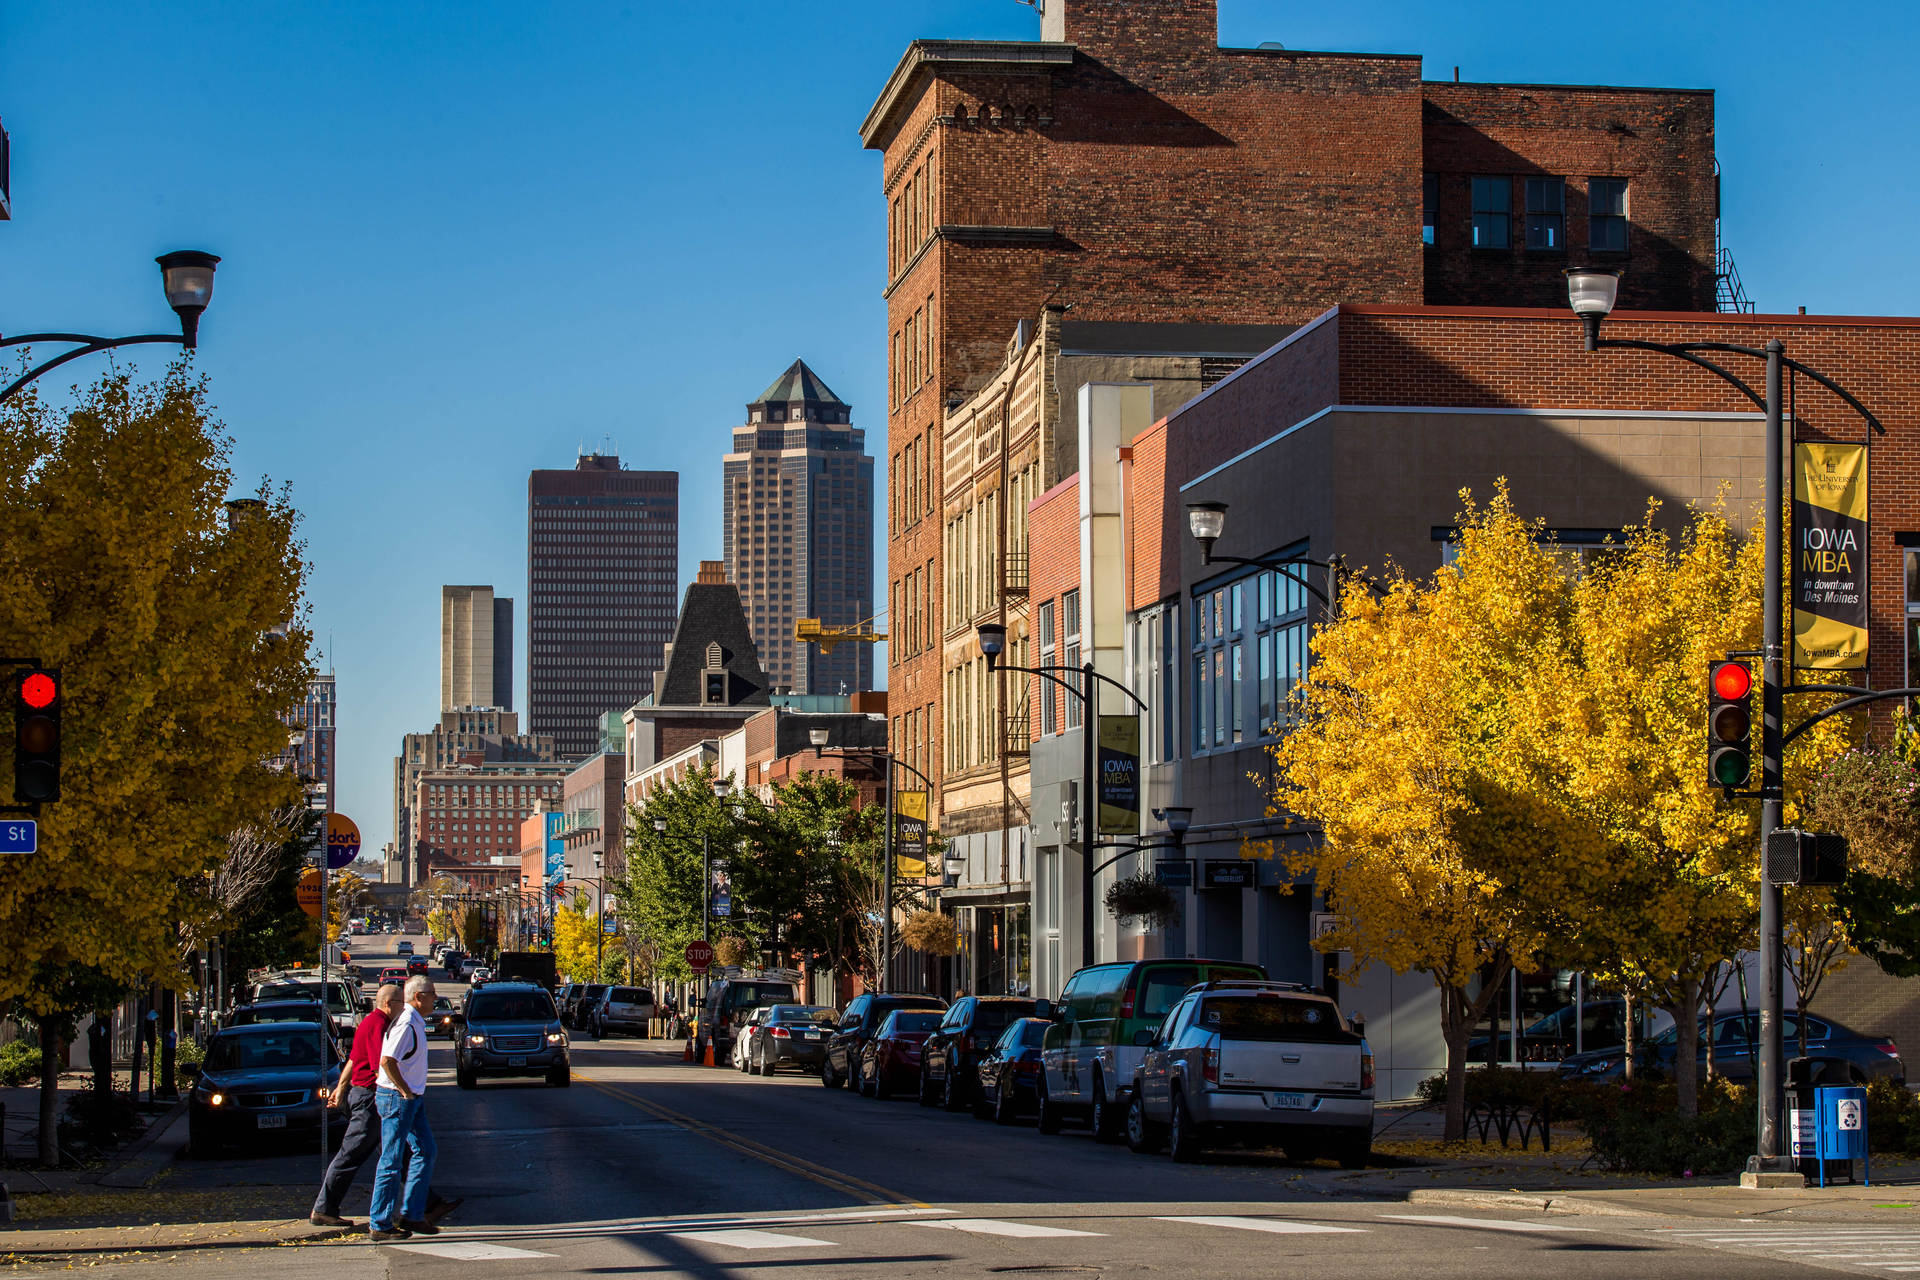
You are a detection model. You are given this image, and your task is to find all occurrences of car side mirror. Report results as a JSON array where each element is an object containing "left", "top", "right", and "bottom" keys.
[
  {"left": 1132, "top": 1028, "right": 1157, "bottom": 1047},
  {"left": 1033, "top": 999, "right": 1055, "bottom": 1021}
]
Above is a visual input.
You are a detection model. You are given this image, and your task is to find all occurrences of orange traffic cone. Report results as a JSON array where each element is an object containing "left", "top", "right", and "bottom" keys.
[
  {"left": 702, "top": 1041, "right": 715, "bottom": 1067},
  {"left": 682, "top": 1039, "right": 694, "bottom": 1063}
]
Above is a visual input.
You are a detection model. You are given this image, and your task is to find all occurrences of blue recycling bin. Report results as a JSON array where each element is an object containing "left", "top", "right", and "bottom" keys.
[{"left": 1813, "top": 1084, "right": 1869, "bottom": 1187}]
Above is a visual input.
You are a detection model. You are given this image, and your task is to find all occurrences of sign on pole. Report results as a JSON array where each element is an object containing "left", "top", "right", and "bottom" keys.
[
  {"left": 325, "top": 812, "right": 361, "bottom": 870},
  {"left": 0, "top": 819, "right": 36, "bottom": 855},
  {"left": 1793, "top": 441, "right": 1868, "bottom": 669},
  {"left": 894, "top": 791, "right": 928, "bottom": 877},
  {"left": 709, "top": 860, "right": 732, "bottom": 919},
  {"left": 684, "top": 940, "right": 713, "bottom": 974},
  {"left": 296, "top": 867, "right": 324, "bottom": 916},
  {"left": 1097, "top": 715, "right": 1141, "bottom": 835}
]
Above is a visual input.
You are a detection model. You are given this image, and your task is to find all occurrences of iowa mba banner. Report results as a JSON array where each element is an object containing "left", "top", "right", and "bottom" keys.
[
  {"left": 894, "top": 790, "right": 929, "bottom": 879},
  {"left": 1793, "top": 442, "right": 1868, "bottom": 670}
]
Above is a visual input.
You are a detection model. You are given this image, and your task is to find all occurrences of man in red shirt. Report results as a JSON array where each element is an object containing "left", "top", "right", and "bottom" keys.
[{"left": 312, "top": 983, "right": 401, "bottom": 1226}]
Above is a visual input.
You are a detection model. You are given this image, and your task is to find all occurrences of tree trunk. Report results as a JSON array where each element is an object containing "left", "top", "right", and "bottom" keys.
[
  {"left": 1438, "top": 961, "right": 1511, "bottom": 1142},
  {"left": 159, "top": 984, "right": 177, "bottom": 1099},
  {"left": 37, "top": 1018, "right": 59, "bottom": 1167},
  {"left": 1665, "top": 974, "right": 1702, "bottom": 1118}
]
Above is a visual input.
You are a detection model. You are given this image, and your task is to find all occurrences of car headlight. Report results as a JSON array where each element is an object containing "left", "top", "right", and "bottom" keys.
[
  {"left": 547, "top": 1032, "right": 566, "bottom": 1045},
  {"left": 208, "top": 1092, "right": 226, "bottom": 1107},
  {"left": 467, "top": 1034, "right": 486, "bottom": 1047}
]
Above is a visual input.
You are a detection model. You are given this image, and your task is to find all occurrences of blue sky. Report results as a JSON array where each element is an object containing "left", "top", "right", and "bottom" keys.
[{"left": 6, "top": 1, "right": 1916, "bottom": 855}]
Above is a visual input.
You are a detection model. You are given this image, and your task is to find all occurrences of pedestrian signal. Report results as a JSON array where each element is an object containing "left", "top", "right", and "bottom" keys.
[
  {"left": 1707, "top": 659, "right": 1753, "bottom": 789},
  {"left": 14, "top": 668, "right": 61, "bottom": 803}
]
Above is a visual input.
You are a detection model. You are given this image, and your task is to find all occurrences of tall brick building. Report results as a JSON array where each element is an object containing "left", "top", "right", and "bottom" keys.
[{"left": 861, "top": 0, "right": 1724, "bottom": 823}]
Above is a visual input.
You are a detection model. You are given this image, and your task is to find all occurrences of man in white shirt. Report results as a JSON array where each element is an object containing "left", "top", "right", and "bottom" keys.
[{"left": 368, "top": 975, "right": 438, "bottom": 1241}]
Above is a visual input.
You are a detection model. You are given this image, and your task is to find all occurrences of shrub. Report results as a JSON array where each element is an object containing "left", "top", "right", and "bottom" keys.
[
  {"left": 1865, "top": 1077, "right": 1920, "bottom": 1154},
  {"left": 0, "top": 1036, "right": 40, "bottom": 1087},
  {"left": 1808, "top": 746, "right": 1920, "bottom": 879},
  {"left": 1573, "top": 1077, "right": 1755, "bottom": 1176},
  {"left": 711, "top": 935, "right": 752, "bottom": 968}
]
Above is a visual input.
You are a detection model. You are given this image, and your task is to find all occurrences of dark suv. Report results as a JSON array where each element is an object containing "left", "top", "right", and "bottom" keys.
[
  {"left": 822, "top": 992, "right": 947, "bottom": 1090},
  {"left": 919, "top": 996, "right": 1036, "bottom": 1110},
  {"left": 455, "top": 983, "right": 570, "bottom": 1088}
]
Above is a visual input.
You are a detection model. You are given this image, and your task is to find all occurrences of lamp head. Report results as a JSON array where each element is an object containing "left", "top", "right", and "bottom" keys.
[
  {"left": 976, "top": 622, "right": 1007, "bottom": 668},
  {"left": 1157, "top": 805, "right": 1194, "bottom": 835},
  {"left": 156, "top": 250, "right": 220, "bottom": 349},
  {"left": 809, "top": 726, "right": 830, "bottom": 748},
  {"left": 1187, "top": 501, "right": 1227, "bottom": 561},
  {"left": 652, "top": 818, "right": 667, "bottom": 833},
  {"left": 711, "top": 775, "right": 732, "bottom": 799},
  {"left": 1564, "top": 267, "right": 1623, "bottom": 350}
]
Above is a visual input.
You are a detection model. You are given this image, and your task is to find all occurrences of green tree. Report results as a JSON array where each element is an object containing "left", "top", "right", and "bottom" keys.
[{"left": 619, "top": 767, "right": 756, "bottom": 985}]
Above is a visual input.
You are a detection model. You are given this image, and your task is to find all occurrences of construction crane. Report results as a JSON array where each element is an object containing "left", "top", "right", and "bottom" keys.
[{"left": 795, "top": 610, "right": 887, "bottom": 655}]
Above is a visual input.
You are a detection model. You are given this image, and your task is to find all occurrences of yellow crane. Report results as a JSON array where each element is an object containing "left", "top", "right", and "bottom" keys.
[{"left": 795, "top": 611, "right": 887, "bottom": 655}]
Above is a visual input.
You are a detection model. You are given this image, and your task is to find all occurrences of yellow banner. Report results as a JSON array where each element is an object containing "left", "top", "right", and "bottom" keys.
[
  {"left": 894, "top": 790, "right": 928, "bottom": 878},
  {"left": 1792, "top": 442, "right": 1868, "bottom": 670}
]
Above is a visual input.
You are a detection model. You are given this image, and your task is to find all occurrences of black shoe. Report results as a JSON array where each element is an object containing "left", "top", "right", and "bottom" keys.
[
  {"left": 310, "top": 1212, "right": 353, "bottom": 1228},
  {"left": 423, "top": 1196, "right": 463, "bottom": 1226},
  {"left": 370, "top": 1227, "right": 412, "bottom": 1242},
  {"left": 399, "top": 1218, "right": 439, "bottom": 1235}
]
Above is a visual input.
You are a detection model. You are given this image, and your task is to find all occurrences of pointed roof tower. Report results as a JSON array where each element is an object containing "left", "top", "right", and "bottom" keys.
[{"left": 748, "top": 359, "right": 849, "bottom": 415}]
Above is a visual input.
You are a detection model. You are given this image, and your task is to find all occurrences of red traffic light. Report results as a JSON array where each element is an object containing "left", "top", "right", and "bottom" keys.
[
  {"left": 19, "top": 672, "right": 57, "bottom": 709},
  {"left": 1711, "top": 661, "right": 1753, "bottom": 701}
]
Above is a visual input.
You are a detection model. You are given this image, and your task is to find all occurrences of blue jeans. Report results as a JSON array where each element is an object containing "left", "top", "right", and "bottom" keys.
[{"left": 368, "top": 1090, "right": 435, "bottom": 1229}]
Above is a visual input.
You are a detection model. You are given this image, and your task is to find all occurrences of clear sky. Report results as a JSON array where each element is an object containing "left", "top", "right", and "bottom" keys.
[{"left": 6, "top": 1, "right": 1916, "bottom": 856}]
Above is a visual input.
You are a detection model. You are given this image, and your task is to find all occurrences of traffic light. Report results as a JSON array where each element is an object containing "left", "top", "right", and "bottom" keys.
[
  {"left": 14, "top": 668, "right": 60, "bottom": 804},
  {"left": 1706, "top": 658, "right": 1753, "bottom": 789}
]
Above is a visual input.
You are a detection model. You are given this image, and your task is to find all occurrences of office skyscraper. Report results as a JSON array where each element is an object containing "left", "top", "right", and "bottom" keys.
[
  {"left": 441, "top": 585, "right": 513, "bottom": 711},
  {"left": 723, "top": 361, "right": 874, "bottom": 695},
  {"left": 528, "top": 454, "right": 678, "bottom": 758}
]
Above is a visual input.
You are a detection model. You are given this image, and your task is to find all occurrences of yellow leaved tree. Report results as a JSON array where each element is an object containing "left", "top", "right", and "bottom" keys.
[{"left": 552, "top": 890, "right": 600, "bottom": 983}]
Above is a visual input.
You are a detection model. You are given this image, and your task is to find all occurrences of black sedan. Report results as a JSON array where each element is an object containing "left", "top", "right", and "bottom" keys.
[
  {"left": 744, "top": 1004, "right": 838, "bottom": 1074},
  {"left": 973, "top": 1017, "right": 1049, "bottom": 1124},
  {"left": 919, "top": 996, "right": 1036, "bottom": 1110},
  {"left": 187, "top": 1024, "right": 345, "bottom": 1157},
  {"left": 1558, "top": 1010, "right": 1903, "bottom": 1085}
]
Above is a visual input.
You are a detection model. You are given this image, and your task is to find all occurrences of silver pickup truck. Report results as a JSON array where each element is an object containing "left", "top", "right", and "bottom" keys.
[{"left": 1124, "top": 979, "right": 1373, "bottom": 1166}]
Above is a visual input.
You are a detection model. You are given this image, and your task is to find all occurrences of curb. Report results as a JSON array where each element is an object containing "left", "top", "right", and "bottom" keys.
[{"left": 1404, "top": 1188, "right": 1655, "bottom": 1218}]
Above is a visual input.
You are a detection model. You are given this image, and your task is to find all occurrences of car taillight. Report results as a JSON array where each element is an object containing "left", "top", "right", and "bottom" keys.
[
  {"left": 718, "top": 1014, "right": 730, "bottom": 1030},
  {"left": 1361, "top": 1052, "right": 1375, "bottom": 1093},
  {"left": 1119, "top": 984, "right": 1136, "bottom": 1020},
  {"left": 1879, "top": 1041, "right": 1900, "bottom": 1059},
  {"left": 1016, "top": 1058, "right": 1039, "bottom": 1076},
  {"left": 1202, "top": 1048, "right": 1219, "bottom": 1086},
  {"left": 771, "top": 1027, "right": 791, "bottom": 1039},
  {"left": 960, "top": 1034, "right": 973, "bottom": 1055}
]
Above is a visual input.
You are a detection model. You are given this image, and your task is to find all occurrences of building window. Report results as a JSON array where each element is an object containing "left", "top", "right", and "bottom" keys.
[
  {"left": 1037, "top": 599, "right": 1057, "bottom": 736},
  {"left": 1905, "top": 549, "right": 1920, "bottom": 691},
  {"left": 1062, "top": 590, "right": 1082, "bottom": 730},
  {"left": 1471, "top": 176, "right": 1511, "bottom": 250},
  {"left": 1589, "top": 177, "right": 1629, "bottom": 253},
  {"left": 1422, "top": 173, "right": 1438, "bottom": 246},
  {"left": 1525, "top": 177, "right": 1565, "bottom": 250}
]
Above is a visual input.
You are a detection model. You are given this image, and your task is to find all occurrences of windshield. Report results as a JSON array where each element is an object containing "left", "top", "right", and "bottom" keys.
[
  {"left": 242, "top": 1006, "right": 324, "bottom": 1024},
  {"left": 974, "top": 1002, "right": 1033, "bottom": 1034},
  {"left": 1006, "top": 1019, "right": 1048, "bottom": 1048},
  {"left": 1196, "top": 997, "right": 1359, "bottom": 1043},
  {"left": 255, "top": 981, "right": 352, "bottom": 1013},
  {"left": 886, "top": 1012, "right": 943, "bottom": 1034},
  {"left": 466, "top": 992, "right": 556, "bottom": 1022},
  {"left": 207, "top": 1030, "right": 333, "bottom": 1072}
]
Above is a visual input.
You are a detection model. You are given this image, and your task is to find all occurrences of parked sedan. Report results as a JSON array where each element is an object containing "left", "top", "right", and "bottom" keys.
[
  {"left": 974, "top": 1017, "right": 1050, "bottom": 1123},
  {"left": 859, "top": 1010, "right": 944, "bottom": 1099},
  {"left": 744, "top": 1005, "right": 838, "bottom": 1075},
  {"left": 822, "top": 993, "right": 947, "bottom": 1089},
  {"left": 920, "top": 996, "right": 1036, "bottom": 1111},
  {"left": 188, "top": 1024, "right": 346, "bottom": 1157},
  {"left": 1559, "top": 1010, "right": 1903, "bottom": 1085},
  {"left": 732, "top": 1006, "right": 776, "bottom": 1070}
]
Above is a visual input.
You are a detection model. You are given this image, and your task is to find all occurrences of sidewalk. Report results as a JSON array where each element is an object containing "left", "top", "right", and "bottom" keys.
[{"left": 1299, "top": 1099, "right": 1920, "bottom": 1222}]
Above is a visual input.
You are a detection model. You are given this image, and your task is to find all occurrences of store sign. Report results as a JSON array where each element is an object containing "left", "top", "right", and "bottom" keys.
[
  {"left": 1096, "top": 716, "right": 1141, "bottom": 835},
  {"left": 1155, "top": 858, "right": 1195, "bottom": 888},
  {"left": 1203, "top": 860, "right": 1253, "bottom": 890},
  {"left": 1793, "top": 441, "right": 1868, "bottom": 670},
  {"left": 895, "top": 790, "right": 929, "bottom": 878},
  {"left": 544, "top": 811, "right": 567, "bottom": 886}
]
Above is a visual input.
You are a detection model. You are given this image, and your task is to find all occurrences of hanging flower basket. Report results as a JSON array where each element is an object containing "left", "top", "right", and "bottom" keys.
[
  {"left": 1106, "top": 874, "right": 1181, "bottom": 929},
  {"left": 900, "top": 909, "right": 960, "bottom": 956},
  {"left": 712, "top": 935, "right": 753, "bottom": 968}
]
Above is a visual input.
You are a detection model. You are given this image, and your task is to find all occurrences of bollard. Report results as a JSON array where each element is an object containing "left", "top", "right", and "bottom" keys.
[{"left": 0, "top": 1181, "right": 13, "bottom": 1224}]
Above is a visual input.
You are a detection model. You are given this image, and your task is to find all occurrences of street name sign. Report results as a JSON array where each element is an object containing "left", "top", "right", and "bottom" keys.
[
  {"left": 684, "top": 940, "right": 714, "bottom": 973},
  {"left": 0, "top": 820, "right": 36, "bottom": 854}
]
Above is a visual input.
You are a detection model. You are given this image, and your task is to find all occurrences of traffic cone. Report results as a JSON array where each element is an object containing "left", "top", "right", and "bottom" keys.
[
  {"left": 702, "top": 1041, "right": 715, "bottom": 1067},
  {"left": 682, "top": 1039, "right": 693, "bottom": 1063}
]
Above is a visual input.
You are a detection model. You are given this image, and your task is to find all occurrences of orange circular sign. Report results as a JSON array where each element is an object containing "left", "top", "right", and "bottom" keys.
[{"left": 296, "top": 868, "right": 324, "bottom": 917}]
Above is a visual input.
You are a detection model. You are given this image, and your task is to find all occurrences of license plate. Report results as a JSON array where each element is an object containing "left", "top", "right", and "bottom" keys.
[
  {"left": 508, "top": 1056, "right": 527, "bottom": 1066},
  {"left": 257, "top": 1113, "right": 287, "bottom": 1129},
  {"left": 802, "top": 1031, "right": 820, "bottom": 1039},
  {"left": 1270, "top": 1092, "right": 1310, "bottom": 1110}
]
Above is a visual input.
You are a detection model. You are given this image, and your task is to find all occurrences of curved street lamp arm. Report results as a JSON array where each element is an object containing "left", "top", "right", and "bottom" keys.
[
  {"left": 1780, "top": 687, "right": 1920, "bottom": 749},
  {"left": 994, "top": 660, "right": 1148, "bottom": 714},
  {"left": 2, "top": 333, "right": 186, "bottom": 403},
  {"left": 1775, "top": 354, "right": 1887, "bottom": 435},
  {"left": 1199, "top": 553, "right": 1336, "bottom": 607},
  {"left": 1089, "top": 837, "right": 1184, "bottom": 878},
  {"left": 1598, "top": 338, "right": 1767, "bottom": 411}
]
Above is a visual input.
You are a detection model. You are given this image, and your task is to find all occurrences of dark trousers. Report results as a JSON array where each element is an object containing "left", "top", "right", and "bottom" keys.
[{"left": 313, "top": 1085, "right": 380, "bottom": 1216}]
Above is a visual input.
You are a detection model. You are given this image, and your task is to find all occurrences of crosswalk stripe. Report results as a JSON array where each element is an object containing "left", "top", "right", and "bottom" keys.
[
  {"left": 911, "top": 1218, "right": 1104, "bottom": 1239},
  {"left": 1157, "top": 1216, "right": 1367, "bottom": 1235},
  {"left": 1379, "top": 1215, "right": 1592, "bottom": 1234},
  {"left": 669, "top": 1228, "right": 836, "bottom": 1250},
  {"left": 389, "top": 1242, "right": 556, "bottom": 1260}
]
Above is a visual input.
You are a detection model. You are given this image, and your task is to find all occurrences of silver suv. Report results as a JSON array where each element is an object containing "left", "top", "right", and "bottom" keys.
[{"left": 1126, "top": 980, "right": 1372, "bottom": 1166}]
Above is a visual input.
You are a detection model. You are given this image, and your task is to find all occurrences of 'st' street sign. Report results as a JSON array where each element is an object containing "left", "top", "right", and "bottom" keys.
[{"left": 0, "top": 819, "right": 36, "bottom": 854}]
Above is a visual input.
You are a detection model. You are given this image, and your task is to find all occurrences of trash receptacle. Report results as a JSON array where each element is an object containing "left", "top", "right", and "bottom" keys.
[
  {"left": 1787, "top": 1056, "right": 1857, "bottom": 1181},
  {"left": 1814, "top": 1084, "right": 1869, "bottom": 1187}
]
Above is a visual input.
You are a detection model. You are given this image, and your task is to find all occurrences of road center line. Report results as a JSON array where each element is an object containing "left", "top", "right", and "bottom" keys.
[{"left": 1157, "top": 1216, "right": 1367, "bottom": 1234}]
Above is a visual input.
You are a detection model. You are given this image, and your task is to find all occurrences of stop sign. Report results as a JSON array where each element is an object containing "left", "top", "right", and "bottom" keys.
[{"left": 684, "top": 940, "right": 713, "bottom": 973}]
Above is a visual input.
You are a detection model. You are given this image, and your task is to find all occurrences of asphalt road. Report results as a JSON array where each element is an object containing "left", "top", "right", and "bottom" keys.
[{"left": 82, "top": 935, "right": 1905, "bottom": 1277}]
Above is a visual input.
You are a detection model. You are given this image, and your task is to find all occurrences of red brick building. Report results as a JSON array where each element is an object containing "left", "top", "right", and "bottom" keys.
[{"left": 863, "top": 0, "right": 1726, "bottom": 827}]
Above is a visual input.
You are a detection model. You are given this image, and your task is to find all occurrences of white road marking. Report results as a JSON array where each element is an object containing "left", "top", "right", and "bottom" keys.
[
  {"left": 389, "top": 1242, "right": 556, "bottom": 1260},
  {"left": 911, "top": 1218, "right": 1105, "bottom": 1239},
  {"left": 1379, "top": 1214, "right": 1592, "bottom": 1234},
  {"left": 669, "top": 1228, "right": 837, "bottom": 1250},
  {"left": 1157, "top": 1216, "right": 1367, "bottom": 1235}
]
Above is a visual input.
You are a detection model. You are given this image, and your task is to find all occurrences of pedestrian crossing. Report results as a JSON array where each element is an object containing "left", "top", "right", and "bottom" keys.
[{"left": 1662, "top": 1225, "right": 1920, "bottom": 1272}]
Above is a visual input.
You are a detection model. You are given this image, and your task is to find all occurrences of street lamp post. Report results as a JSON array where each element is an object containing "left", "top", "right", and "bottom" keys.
[
  {"left": 1565, "top": 266, "right": 1891, "bottom": 1178},
  {"left": 976, "top": 622, "right": 1147, "bottom": 967},
  {"left": 3, "top": 251, "right": 222, "bottom": 403}
]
